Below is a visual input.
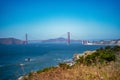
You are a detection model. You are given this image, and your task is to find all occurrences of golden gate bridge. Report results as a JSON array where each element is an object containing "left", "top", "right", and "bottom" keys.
[{"left": 24, "top": 32, "right": 88, "bottom": 45}]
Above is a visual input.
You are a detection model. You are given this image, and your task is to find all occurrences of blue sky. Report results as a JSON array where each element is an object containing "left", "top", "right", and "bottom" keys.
[{"left": 0, "top": 0, "right": 120, "bottom": 40}]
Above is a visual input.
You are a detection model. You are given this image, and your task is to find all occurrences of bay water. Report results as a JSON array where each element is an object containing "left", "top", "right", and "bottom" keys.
[{"left": 0, "top": 44, "right": 105, "bottom": 80}]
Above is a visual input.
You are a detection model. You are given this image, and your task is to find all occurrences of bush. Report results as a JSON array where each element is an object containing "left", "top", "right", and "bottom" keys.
[
  {"left": 75, "top": 46, "right": 117, "bottom": 65},
  {"left": 112, "top": 46, "right": 120, "bottom": 52},
  {"left": 76, "top": 56, "right": 84, "bottom": 64},
  {"left": 59, "top": 63, "right": 70, "bottom": 69},
  {"left": 105, "top": 46, "right": 111, "bottom": 50},
  {"left": 37, "top": 66, "right": 56, "bottom": 73},
  {"left": 99, "top": 51, "right": 115, "bottom": 62}
]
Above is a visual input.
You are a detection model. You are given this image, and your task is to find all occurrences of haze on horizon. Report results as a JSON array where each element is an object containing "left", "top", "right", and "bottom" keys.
[{"left": 0, "top": 0, "right": 120, "bottom": 40}]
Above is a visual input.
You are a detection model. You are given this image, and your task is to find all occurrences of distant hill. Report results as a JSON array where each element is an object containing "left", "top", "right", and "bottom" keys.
[
  {"left": 43, "top": 37, "right": 67, "bottom": 42},
  {"left": 0, "top": 38, "right": 24, "bottom": 45},
  {"left": 41, "top": 37, "right": 81, "bottom": 43}
]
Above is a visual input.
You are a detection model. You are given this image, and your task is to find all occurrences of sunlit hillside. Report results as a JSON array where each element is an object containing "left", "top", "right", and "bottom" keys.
[{"left": 22, "top": 46, "right": 120, "bottom": 80}]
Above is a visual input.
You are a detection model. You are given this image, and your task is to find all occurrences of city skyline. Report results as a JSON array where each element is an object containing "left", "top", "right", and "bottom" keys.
[{"left": 0, "top": 0, "right": 120, "bottom": 40}]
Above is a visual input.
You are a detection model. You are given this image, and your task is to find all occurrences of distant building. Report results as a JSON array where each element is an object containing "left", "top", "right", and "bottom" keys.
[
  {"left": 117, "top": 40, "right": 120, "bottom": 45},
  {"left": 110, "top": 40, "right": 116, "bottom": 44},
  {"left": 99, "top": 40, "right": 104, "bottom": 44}
]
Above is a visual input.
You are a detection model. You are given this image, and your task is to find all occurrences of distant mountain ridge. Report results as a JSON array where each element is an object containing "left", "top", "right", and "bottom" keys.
[
  {"left": 39, "top": 37, "right": 81, "bottom": 44},
  {"left": 0, "top": 38, "right": 24, "bottom": 45},
  {"left": 43, "top": 37, "right": 67, "bottom": 42}
]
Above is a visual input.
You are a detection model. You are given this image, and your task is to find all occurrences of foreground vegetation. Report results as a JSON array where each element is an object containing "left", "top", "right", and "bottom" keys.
[{"left": 22, "top": 46, "right": 120, "bottom": 80}]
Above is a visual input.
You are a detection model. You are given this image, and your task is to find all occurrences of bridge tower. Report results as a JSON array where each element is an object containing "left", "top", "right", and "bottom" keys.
[
  {"left": 25, "top": 33, "right": 28, "bottom": 44},
  {"left": 67, "top": 32, "right": 70, "bottom": 45}
]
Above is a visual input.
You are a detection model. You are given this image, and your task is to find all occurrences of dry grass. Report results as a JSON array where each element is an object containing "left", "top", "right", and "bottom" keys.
[{"left": 24, "top": 61, "right": 120, "bottom": 80}]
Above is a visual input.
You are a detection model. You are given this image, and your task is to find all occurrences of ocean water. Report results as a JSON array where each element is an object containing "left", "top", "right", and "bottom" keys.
[{"left": 0, "top": 44, "right": 105, "bottom": 80}]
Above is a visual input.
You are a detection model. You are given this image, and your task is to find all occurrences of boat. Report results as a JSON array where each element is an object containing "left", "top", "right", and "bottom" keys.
[{"left": 25, "top": 58, "right": 31, "bottom": 62}]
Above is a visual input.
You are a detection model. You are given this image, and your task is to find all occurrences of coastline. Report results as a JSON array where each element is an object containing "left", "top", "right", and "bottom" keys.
[
  {"left": 18, "top": 45, "right": 120, "bottom": 80},
  {"left": 17, "top": 50, "right": 97, "bottom": 80}
]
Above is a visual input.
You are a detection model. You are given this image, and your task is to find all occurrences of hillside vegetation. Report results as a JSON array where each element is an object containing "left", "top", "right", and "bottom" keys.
[{"left": 22, "top": 46, "right": 120, "bottom": 80}]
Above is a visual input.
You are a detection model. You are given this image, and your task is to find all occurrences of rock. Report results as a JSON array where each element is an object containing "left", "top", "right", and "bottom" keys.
[{"left": 73, "top": 50, "right": 96, "bottom": 61}]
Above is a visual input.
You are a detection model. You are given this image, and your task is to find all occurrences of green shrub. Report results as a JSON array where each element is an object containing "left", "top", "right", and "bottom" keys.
[
  {"left": 59, "top": 63, "right": 70, "bottom": 69},
  {"left": 76, "top": 56, "right": 84, "bottom": 64},
  {"left": 99, "top": 51, "right": 115, "bottom": 62},
  {"left": 105, "top": 46, "right": 111, "bottom": 50},
  {"left": 75, "top": 46, "right": 117, "bottom": 65},
  {"left": 112, "top": 46, "right": 120, "bottom": 52},
  {"left": 37, "top": 66, "right": 56, "bottom": 73}
]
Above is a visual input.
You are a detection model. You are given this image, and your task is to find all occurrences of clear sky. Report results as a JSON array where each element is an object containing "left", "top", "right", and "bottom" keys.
[{"left": 0, "top": 0, "right": 120, "bottom": 40}]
